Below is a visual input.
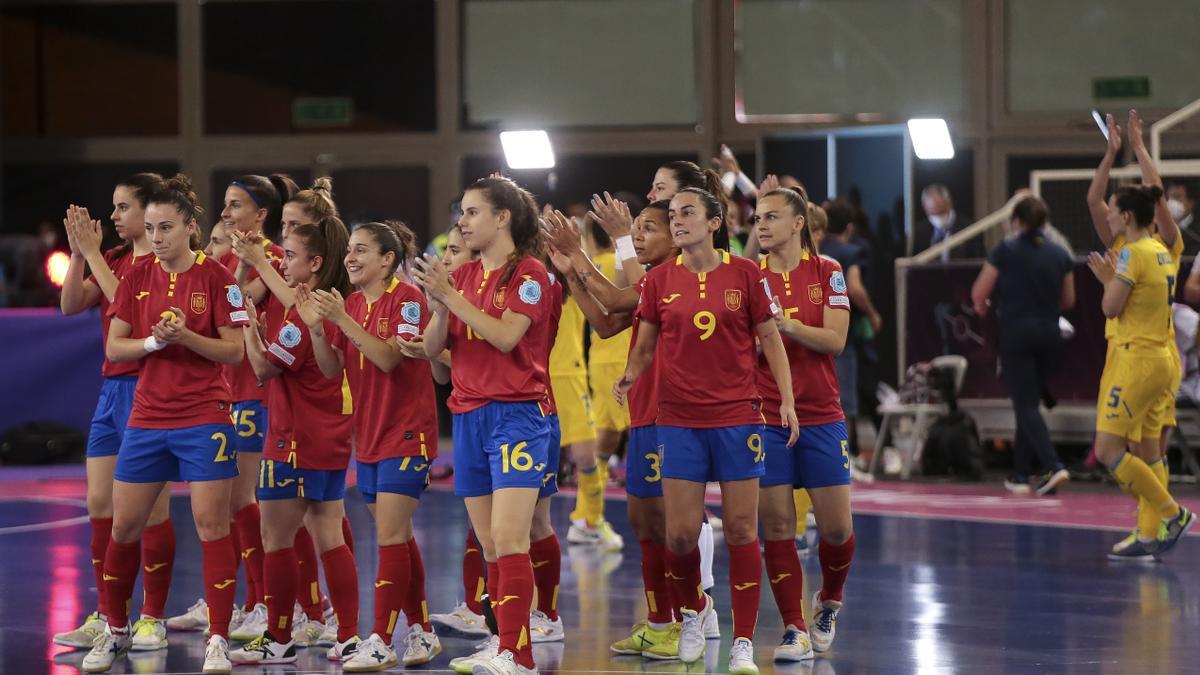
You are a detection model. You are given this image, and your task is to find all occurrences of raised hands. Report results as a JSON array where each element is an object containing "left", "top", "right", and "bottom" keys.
[
  {"left": 758, "top": 174, "right": 781, "bottom": 196},
  {"left": 1105, "top": 113, "right": 1122, "bottom": 156},
  {"left": 230, "top": 229, "right": 267, "bottom": 267},
  {"left": 1088, "top": 249, "right": 1119, "bottom": 284},
  {"left": 588, "top": 192, "right": 633, "bottom": 238},
  {"left": 412, "top": 253, "right": 455, "bottom": 304},
  {"left": 294, "top": 284, "right": 324, "bottom": 328},
  {"left": 64, "top": 205, "right": 103, "bottom": 257},
  {"left": 544, "top": 208, "right": 584, "bottom": 258}
]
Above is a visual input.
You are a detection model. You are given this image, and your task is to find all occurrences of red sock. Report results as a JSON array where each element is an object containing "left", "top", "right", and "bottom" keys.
[
  {"left": 463, "top": 530, "right": 485, "bottom": 614},
  {"left": 664, "top": 546, "right": 704, "bottom": 613},
  {"left": 321, "top": 544, "right": 360, "bottom": 643},
  {"left": 140, "top": 518, "right": 175, "bottom": 619},
  {"left": 486, "top": 560, "right": 500, "bottom": 608},
  {"left": 637, "top": 540, "right": 672, "bottom": 625},
  {"left": 404, "top": 539, "right": 432, "bottom": 632},
  {"left": 228, "top": 521, "right": 243, "bottom": 605},
  {"left": 818, "top": 534, "right": 855, "bottom": 603},
  {"left": 764, "top": 539, "right": 806, "bottom": 630},
  {"left": 495, "top": 553, "right": 535, "bottom": 669},
  {"left": 342, "top": 517, "right": 355, "bottom": 556},
  {"left": 529, "top": 534, "right": 561, "bottom": 621},
  {"left": 234, "top": 504, "right": 265, "bottom": 610},
  {"left": 293, "top": 527, "right": 324, "bottom": 621},
  {"left": 727, "top": 540, "right": 762, "bottom": 640},
  {"left": 201, "top": 536, "right": 238, "bottom": 639},
  {"left": 374, "top": 543, "right": 410, "bottom": 645},
  {"left": 263, "top": 548, "right": 298, "bottom": 639},
  {"left": 90, "top": 517, "right": 113, "bottom": 616},
  {"left": 102, "top": 539, "right": 140, "bottom": 630}
]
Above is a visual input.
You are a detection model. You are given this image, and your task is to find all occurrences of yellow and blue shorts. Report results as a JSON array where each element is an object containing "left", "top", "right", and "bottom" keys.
[
  {"left": 116, "top": 423, "right": 239, "bottom": 483},
  {"left": 551, "top": 374, "right": 595, "bottom": 447},
  {"left": 258, "top": 457, "right": 347, "bottom": 502},
  {"left": 86, "top": 376, "right": 137, "bottom": 458},
  {"left": 761, "top": 420, "right": 851, "bottom": 489},
  {"left": 356, "top": 456, "right": 430, "bottom": 503},
  {"left": 1096, "top": 346, "right": 1173, "bottom": 443},
  {"left": 452, "top": 401, "right": 552, "bottom": 498},
  {"left": 588, "top": 362, "right": 630, "bottom": 433},
  {"left": 658, "top": 424, "right": 766, "bottom": 484},
  {"left": 229, "top": 400, "right": 267, "bottom": 453},
  {"left": 625, "top": 424, "right": 663, "bottom": 498}
]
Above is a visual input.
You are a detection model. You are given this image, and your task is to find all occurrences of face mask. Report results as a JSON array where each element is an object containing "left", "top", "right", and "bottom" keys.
[
  {"left": 1168, "top": 198, "right": 1186, "bottom": 223},
  {"left": 928, "top": 214, "right": 946, "bottom": 229}
]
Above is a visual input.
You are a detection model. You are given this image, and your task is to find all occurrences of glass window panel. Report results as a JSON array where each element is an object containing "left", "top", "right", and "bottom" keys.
[
  {"left": 329, "top": 167, "right": 431, "bottom": 245},
  {"left": 210, "top": 169, "right": 314, "bottom": 242},
  {"left": 462, "top": 0, "right": 697, "bottom": 128},
  {"left": 203, "top": 0, "right": 435, "bottom": 134},
  {"left": 1, "top": 3, "right": 178, "bottom": 138},
  {"left": 1007, "top": 0, "right": 1200, "bottom": 112},
  {"left": 737, "top": 0, "right": 965, "bottom": 120},
  {"left": 461, "top": 154, "right": 686, "bottom": 209}
]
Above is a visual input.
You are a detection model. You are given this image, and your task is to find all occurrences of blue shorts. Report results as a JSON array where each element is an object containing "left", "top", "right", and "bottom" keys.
[
  {"left": 452, "top": 401, "right": 552, "bottom": 498},
  {"left": 357, "top": 457, "right": 431, "bottom": 504},
  {"left": 625, "top": 425, "right": 663, "bottom": 498},
  {"left": 229, "top": 401, "right": 267, "bottom": 453},
  {"left": 257, "top": 457, "right": 347, "bottom": 502},
  {"left": 540, "top": 415, "right": 562, "bottom": 499},
  {"left": 658, "top": 424, "right": 765, "bottom": 484},
  {"left": 761, "top": 421, "right": 851, "bottom": 489},
  {"left": 86, "top": 376, "right": 137, "bottom": 458},
  {"left": 834, "top": 349, "right": 859, "bottom": 418},
  {"left": 115, "top": 424, "right": 240, "bottom": 483}
]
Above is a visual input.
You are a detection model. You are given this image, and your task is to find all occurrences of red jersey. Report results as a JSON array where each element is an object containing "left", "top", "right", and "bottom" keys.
[
  {"left": 329, "top": 278, "right": 438, "bottom": 461},
  {"left": 261, "top": 298, "right": 353, "bottom": 470},
  {"left": 110, "top": 252, "right": 249, "bottom": 428},
  {"left": 534, "top": 276, "right": 565, "bottom": 415},
  {"left": 627, "top": 274, "right": 661, "bottom": 428},
  {"left": 219, "top": 244, "right": 283, "bottom": 403},
  {"left": 91, "top": 247, "right": 151, "bottom": 378},
  {"left": 445, "top": 257, "right": 553, "bottom": 413},
  {"left": 634, "top": 251, "right": 775, "bottom": 428},
  {"left": 755, "top": 252, "right": 848, "bottom": 426}
]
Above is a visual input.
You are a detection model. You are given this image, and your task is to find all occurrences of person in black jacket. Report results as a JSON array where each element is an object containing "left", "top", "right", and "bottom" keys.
[{"left": 912, "top": 184, "right": 986, "bottom": 260}]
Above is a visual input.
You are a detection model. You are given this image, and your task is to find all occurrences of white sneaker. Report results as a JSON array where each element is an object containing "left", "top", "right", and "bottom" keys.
[
  {"left": 472, "top": 649, "right": 537, "bottom": 675},
  {"left": 291, "top": 602, "right": 306, "bottom": 631},
  {"left": 677, "top": 593, "right": 713, "bottom": 663},
  {"left": 529, "top": 610, "right": 564, "bottom": 643},
  {"left": 229, "top": 633, "right": 298, "bottom": 664},
  {"left": 291, "top": 616, "right": 325, "bottom": 647},
  {"left": 1003, "top": 478, "right": 1031, "bottom": 495},
  {"left": 402, "top": 623, "right": 443, "bottom": 666},
  {"left": 566, "top": 519, "right": 600, "bottom": 545},
  {"left": 810, "top": 591, "right": 841, "bottom": 652},
  {"left": 202, "top": 634, "right": 232, "bottom": 674},
  {"left": 594, "top": 519, "right": 625, "bottom": 551},
  {"left": 342, "top": 632, "right": 398, "bottom": 672},
  {"left": 82, "top": 626, "right": 131, "bottom": 673},
  {"left": 229, "top": 603, "right": 267, "bottom": 641},
  {"left": 227, "top": 606, "right": 247, "bottom": 636},
  {"left": 451, "top": 634, "right": 499, "bottom": 674},
  {"left": 773, "top": 626, "right": 814, "bottom": 662},
  {"left": 702, "top": 598, "right": 720, "bottom": 639},
  {"left": 317, "top": 611, "right": 339, "bottom": 646},
  {"left": 326, "top": 635, "right": 360, "bottom": 662},
  {"left": 728, "top": 637, "right": 759, "bottom": 675},
  {"left": 431, "top": 601, "right": 491, "bottom": 638},
  {"left": 130, "top": 616, "right": 168, "bottom": 651},
  {"left": 849, "top": 465, "right": 875, "bottom": 484},
  {"left": 166, "top": 598, "right": 209, "bottom": 632},
  {"left": 54, "top": 611, "right": 107, "bottom": 648}
]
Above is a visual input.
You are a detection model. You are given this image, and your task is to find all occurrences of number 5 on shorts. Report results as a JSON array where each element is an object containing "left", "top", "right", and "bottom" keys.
[{"left": 1106, "top": 386, "right": 1122, "bottom": 409}]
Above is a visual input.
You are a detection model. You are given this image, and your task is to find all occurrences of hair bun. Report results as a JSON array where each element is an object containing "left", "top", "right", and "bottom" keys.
[
  {"left": 1146, "top": 185, "right": 1165, "bottom": 202},
  {"left": 312, "top": 177, "right": 333, "bottom": 194}
]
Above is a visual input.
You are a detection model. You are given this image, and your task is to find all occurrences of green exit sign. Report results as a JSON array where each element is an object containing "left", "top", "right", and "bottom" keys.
[
  {"left": 292, "top": 97, "right": 353, "bottom": 128},
  {"left": 1093, "top": 77, "right": 1150, "bottom": 100}
]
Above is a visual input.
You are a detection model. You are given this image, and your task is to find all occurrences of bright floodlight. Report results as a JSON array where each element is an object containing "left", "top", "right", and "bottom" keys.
[
  {"left": 500, "top": 130, "right": 555, "bottom": 169},
  {"left": 907, "top": 118, "right": 954, "bottom": 160}
]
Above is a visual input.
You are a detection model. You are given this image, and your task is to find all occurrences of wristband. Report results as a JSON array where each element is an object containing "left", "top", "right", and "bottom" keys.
[
  {"left": 615, "top": 235, "right": 636, "bottom": 262},
  {"left": 144, "top": 336, "right": 165, "bottom": 353},
  {"left": 615, "top": 256, "right": 623, "bottom": 271},
  {"left": 735, "top": 171, "right": 757, "bottom": 195}
]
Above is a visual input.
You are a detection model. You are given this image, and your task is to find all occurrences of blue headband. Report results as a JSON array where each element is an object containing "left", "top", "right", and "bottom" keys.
[{"left": 229, "top": 180, "right": 264, "bottom": 209}]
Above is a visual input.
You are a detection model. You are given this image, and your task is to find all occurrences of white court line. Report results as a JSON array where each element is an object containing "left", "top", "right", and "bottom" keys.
[{"left": 0, "top": 496, "right": 90, "bottom": 535}]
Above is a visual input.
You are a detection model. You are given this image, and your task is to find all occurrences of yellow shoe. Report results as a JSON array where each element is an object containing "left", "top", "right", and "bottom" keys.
[
  {"left": 611, "top": 622, "right": 677, "bottom": 658},
  {"left": 595, "top": 519, "right": 625, "bottom": 552},
  {"left": 642, "top": 623, "right": 682, "bottom": 660}
]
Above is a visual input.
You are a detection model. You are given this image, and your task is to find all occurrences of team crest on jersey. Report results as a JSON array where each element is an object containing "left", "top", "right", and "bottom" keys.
[
  {"left": 375, "top": 318, "right": 390, "bottom": 338},
  {"left": 830, "top": 271, "right": 847, "bottom": 294},
  {"left": 492, "top": 287, "right": 507, "bottom": 309},
  {"left": 226, "top": 284, "right": 244, "bottom": 308},
  {"left": 278, "top": 323, "right": 302, "bottom": 348},
  {"left": 724, "top": 289, "right": 743, "bottom": 311},
  {"left": 401, "top": 301, "right": 421, "bottom": 324},
  {"left": 190, "top": 292, "right": 208, "bottom": 314},
  {"left": 519, "top": 278, "right": 542, "bottom": 305},
  {"left": 808, "top": 283, "right": 823, "bottom": 305}
]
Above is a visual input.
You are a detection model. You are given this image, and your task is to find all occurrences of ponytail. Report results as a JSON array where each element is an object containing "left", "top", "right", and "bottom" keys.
[
  {"left": 147, "top": 173, "right": 204, "bottom": 249},
  {"left": 292, "top": 215, "right": 352, "bottom": 296},
  {"left": 289, "top": 176, "right": 338, "bottom": 221},
  {"left": 763, "top": 187, "right": 817, "bottom": 259},
  {"left": 464, "top": 175, "right": 544, "bottom": 286},
  {"left": 357, "top": 220, "right": 417, "bottom": 277},
  {"left": 230, "top": 173, "right": 299, "bottom": 240},
  {"left": 1012, "top": 196, "right": 1050, "bottom": 243}
]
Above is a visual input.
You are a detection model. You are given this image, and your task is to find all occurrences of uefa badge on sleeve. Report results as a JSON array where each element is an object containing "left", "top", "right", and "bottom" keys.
[
  {"left": 226, "top": 284, "right": 244, "bottom": 308},
  {"left": 401, "top": 301, "right": 421, "bottom": 325},
  {"left": 279, "top": 323, "right": 303, "bottom": 348},
  {"left": 830, "top": 271, "right": 847, "bottom": 294},
  {"left": 519, "top": 278, "right": 542, "bottom": 305}
]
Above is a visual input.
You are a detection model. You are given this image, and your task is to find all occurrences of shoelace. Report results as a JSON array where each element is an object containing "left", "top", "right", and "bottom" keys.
[
  {"left": 731, "top": 640, "right": 753, "bottom": 659},
  {"left": 781, "top": 631, "right": 800, "bottom": 646},
  {"left": 815, "top": 608, "right": 835, "bottom": 633}
]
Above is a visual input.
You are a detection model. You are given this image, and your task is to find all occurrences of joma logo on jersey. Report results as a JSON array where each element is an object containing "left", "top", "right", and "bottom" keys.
[
  {"left": 808, "top": 283, "right": 823, "bottom": 305},
  {"left": 725, "top": 289, "right": 743, "bottom": 311},
  {"left": 661, "top": 293, "right": 681, "bottom": 304},
  {"left": 135, "top": 291, "right": 151, "bottom": 301},
  {"left": 190, "top": 292, "right": 207, "bottom": 314}
]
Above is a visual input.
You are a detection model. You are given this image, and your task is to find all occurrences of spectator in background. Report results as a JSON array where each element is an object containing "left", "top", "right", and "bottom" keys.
[
  {"left": 1167, "top": 183, "right": 1199, "bottom": 255},
  {"left": 971, "top": 196, "right": 1074, "bottom": 496},
  {"left": 821, "top": 200, "right": 883, "bottom": 476},
  {"left": 912, "top": 184, "right": 985, "bottom": 260}
]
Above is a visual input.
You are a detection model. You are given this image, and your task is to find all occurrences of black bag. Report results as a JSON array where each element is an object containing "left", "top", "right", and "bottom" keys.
[
  {"left": 921, "top": 410, "right": 985, "bottom": 480},
  {"left": 0, "top": 423, "right": 86, "bottom": 465}
]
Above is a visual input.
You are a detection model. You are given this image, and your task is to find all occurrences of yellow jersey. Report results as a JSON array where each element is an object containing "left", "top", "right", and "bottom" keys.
[
  {"left": 550, "top": 296, "right": 587, "bottom": 377},
  {"left": 1105, "top": 232, "right": 1182, "bottom": 340},
  {"left": 1110, "top": 236, "right": 1175, "bottom": 351},
  {"left": 587, "top": 252, "right": 632, "bottom": 366}
]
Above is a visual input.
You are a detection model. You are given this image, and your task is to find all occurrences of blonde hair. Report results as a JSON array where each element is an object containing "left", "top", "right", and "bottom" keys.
[{"left": 288, "top": 177, "right": 338, "bottom": 221}]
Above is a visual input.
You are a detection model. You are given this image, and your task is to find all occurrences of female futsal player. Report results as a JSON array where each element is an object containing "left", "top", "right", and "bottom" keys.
[
  {"left": 302, "top": 221, "right": 442, "bottom": 670},
  {"left": 615, "top": 186, "right": 798, "bottom": 674},
  {"left": 753, "top": 184, "right": 855, "bottom": 661},
  {"left": 56, "top": 176, "right": 178, "bottom": 653},
  {"left": 226, "top": 214, "right": 361, "bottom": 665},
  {"left": 83, "top": 174, "right": 246, "bottom": 674},
  {"left": 414, "top": 175, "right": 554, "bottom": 675}
]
